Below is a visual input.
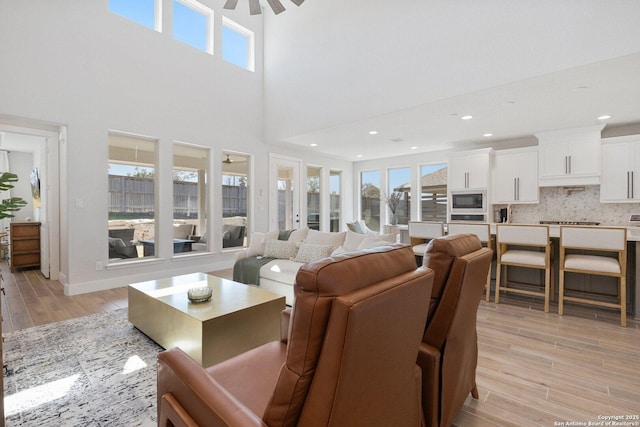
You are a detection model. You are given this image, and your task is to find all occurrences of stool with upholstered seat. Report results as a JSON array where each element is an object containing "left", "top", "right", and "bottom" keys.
[
  {"left": 558, "top": 225, "right": 627, "bottom": 327},
  {"left": 408, "top": 221, "right": 444, "bottom": 265},
  {"left": 495, "top": 224, "right": 552, "bottom": 312}
]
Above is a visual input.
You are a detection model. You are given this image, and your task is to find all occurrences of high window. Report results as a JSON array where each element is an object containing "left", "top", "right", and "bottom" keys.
[
  {"left": 387, "top": 167, "right": 411, "bottom": 225},
  {"left": 108, "top": 133, "right": 158, "bottom": 261},
  {"left": 173, "top": 143, "right": 209, "bottom": 254},
  {"left": 109, "top": 0, "right": 159, "bottom": 31},
  {"left": 222, "top": 17, "right": 255, "bottom": 71},
  {"left": 329, "top": 170, "right": 341, "bottom": 232},
  {"left": 360, "top": 170, "right": 381, "bottom": 232},
  {"left": 222, "top": 152, "right": 249, "bottom": 249},
  {"left": 306, "top": 166, "right": 321, "bottom": 230},
  {"left": 173, "top": 0, "right": 213, "bottom": 53},
  {"left": 420, "top": 163, "right": 447, "bottom": 222}
]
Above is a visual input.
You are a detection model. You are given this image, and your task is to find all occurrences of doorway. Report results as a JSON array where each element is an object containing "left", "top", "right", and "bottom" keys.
[
  {"left": 269, "top": 154, "right": 302, "bottom": 231},
  {"left": 0, "top": 118, "right": 61, "bottom": 280}
]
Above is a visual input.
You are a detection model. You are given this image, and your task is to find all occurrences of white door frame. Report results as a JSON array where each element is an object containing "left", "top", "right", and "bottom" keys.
[{"left": 0, "top": 118, "right": 61, "bottom": 280}]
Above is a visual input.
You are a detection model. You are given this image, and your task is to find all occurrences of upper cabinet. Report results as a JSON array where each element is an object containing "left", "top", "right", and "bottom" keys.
[
  {"left": 448, "top": 148, "right": 493, "bottom": 190},
  {"left": 536, "top": 125, "right": 604, "bottom": 187},
  {"left": 493, "top": 147, "right": 539, "bottom": 204},
  {"left": 601, "top": 135, "right": 640, "bottom": 203}
]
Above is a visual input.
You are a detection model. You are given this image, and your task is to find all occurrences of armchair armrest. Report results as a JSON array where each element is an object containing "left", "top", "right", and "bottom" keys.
[
  {"left": 280, "top": 307, "right": 292, "bottom": 343},
  {"left": 417, "top": 342, "right": 441, "bottom": 427},
  {"left": 158, "top": 348, "right": 267, "bottom": 427}
]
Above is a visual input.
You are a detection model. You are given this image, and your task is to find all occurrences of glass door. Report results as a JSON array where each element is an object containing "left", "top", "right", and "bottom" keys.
[{"left": 269, "top": 155, "right": 301, "bottom": 231}]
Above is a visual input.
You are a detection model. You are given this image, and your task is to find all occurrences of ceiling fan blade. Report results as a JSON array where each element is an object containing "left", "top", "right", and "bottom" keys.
[
  {"left": 266, "top": 0, "right": 286, "bottom": 14},
  {"left": 290, "top": 0, "right": 304, "bottom": 5},
  {"left": 223, "top": 0, "right": 239, "bottom": 10},
  {"left": 248, "top": 0, "right": 262, "bottom": 15}
]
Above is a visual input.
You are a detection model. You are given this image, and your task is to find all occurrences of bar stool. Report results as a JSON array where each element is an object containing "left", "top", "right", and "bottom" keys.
[
  {"left": 495, "top": 224, "right": 552, "bottom": 312},
  {"left": 447, "top": 222, "right": 493, "bottom": 301},
  {"left": 559, "top": 226, "right": 627, "bottom": 327},
  {"left": 408, "top": 221, "right": 444, "bottom": 264}
]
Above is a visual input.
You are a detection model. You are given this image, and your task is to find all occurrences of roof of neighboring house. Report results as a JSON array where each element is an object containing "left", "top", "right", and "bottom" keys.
[{"left": 394, "top": 167, "right": 448, "bottom": 191}]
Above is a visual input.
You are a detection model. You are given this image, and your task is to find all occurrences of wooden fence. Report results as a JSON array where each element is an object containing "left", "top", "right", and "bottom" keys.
[{"left": 108, "top": 175, "right": 247, "bottom": 218}]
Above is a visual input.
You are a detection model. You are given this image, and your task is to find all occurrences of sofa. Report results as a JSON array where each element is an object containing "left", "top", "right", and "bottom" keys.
[{"left": 233, "top": 226, "right": 398, "bottom": 305}]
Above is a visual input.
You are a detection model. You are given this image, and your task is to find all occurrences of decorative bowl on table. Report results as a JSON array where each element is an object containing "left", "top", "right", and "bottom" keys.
[{"left": 187, "top": 286, "right": 213, "bottom": 303}]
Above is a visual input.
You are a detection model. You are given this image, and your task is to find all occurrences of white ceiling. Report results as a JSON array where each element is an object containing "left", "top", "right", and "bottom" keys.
[{"left": 263, "top": 0, "right": 640, "bottom": 161}]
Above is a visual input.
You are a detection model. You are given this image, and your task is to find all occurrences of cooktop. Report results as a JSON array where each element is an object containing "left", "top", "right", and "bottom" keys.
[{"left": 539, "top": 220, "right": 601, "bottom": 225}]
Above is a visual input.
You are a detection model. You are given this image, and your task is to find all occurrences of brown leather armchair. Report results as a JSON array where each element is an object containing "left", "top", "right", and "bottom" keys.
[
  {"left": 158, "top": 244, "right": 434, "bottom": 427},
  {"left": 417, "top": 234, "right": 493, "bottom": 427}
]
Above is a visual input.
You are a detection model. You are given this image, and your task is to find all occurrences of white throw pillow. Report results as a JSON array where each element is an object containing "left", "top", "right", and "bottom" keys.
[
  {"left": 246, "top": 230, "right": 279, "bottom": 257},
  {"left": 377, "top": 232, "right": 398, "bottom": 243},
  {"left": 331, "top": 246, "right": 347, "bottom": 256},
  {"left": 294, "top": 243, "right": 334, "bottom": 263},
  {"left": 357, "top": 236, "right": 391, "bottom": 250},
  {"left": 264, "top": 239, "right": 299, "bottom": 259},
  {"left": 343, "top": 230, "right": 368, "bottom": 251},
  {"left": 288, "top": 228, "right": 309, "bottom": 243},
  {"left": 305, "top": 229, "right": 346, "bottom": 249}
]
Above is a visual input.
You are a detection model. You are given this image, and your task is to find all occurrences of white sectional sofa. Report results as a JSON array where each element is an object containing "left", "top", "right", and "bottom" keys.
[{"left": 233, "top": 226, "right": 398, "bottom": 305}]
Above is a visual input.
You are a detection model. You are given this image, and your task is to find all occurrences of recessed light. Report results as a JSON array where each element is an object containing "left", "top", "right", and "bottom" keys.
[
  {"left": 410, "top": 146, "right": 418, "bottom": 150},
  {"left": 597, "top": 115, "right": 611, "bottom": 120},
  {"left": 502, "top": 101, "right": 516, "bottom": 107},
  {"left": 356, "top": 154, "right": 363, "bottom": 158},
  {"left": 310, "top": 143, "right": 317, "bottom": 147},
  {"left": 461, "top": 115, "right": 473, "bottom": 120},
  {"left": 483, "top": 133, "right": 493, "bottom": 137},
  {"left": 368, "top": 130, "right": 378, "bottom": 135}
]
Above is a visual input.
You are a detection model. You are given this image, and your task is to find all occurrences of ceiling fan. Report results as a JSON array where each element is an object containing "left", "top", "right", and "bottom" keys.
[
  {"left": 223, "top": 0, "right": 305, "bottom": 16},
  {"left": 223, "top": 154, "right": 248, "bottom": 164}
]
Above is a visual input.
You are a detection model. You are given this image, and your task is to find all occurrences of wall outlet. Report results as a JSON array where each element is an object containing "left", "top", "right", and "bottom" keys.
[{"left": 95, "top": 261, "right": 104, "bottom": 270}]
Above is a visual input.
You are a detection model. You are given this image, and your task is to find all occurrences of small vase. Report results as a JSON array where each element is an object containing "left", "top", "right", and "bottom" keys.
[{"left": 390, "top": 213, "right": 397, "bottom": 225}]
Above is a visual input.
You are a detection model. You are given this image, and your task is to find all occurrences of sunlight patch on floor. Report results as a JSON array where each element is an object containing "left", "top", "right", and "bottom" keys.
[{"left": 5, "top": 374, "right": 81, "bottom": 416}]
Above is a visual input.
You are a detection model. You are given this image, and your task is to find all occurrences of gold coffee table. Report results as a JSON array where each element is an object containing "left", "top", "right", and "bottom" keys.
[{"left": 128, "top": 272, "right": 286, "bottom": 367}]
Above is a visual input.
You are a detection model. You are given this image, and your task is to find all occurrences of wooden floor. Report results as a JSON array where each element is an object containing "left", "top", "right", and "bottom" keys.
[{"left": 2, "top": 264, "right": 639, "bottom": 425}]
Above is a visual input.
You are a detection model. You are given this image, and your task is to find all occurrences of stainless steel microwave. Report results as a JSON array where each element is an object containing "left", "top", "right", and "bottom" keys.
[{"left": 450, "top": 190, "right": 486, "bottom": 212}]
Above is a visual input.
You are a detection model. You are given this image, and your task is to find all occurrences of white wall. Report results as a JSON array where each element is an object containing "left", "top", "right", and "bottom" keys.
[
  {"left": 263, "top": 0, "right": 640, "bottom": 143},
  {"left": 0, "top": 0, "right": 352, "bottom": 294}
]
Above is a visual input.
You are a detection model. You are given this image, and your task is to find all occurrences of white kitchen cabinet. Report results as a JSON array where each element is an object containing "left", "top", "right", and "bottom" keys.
[
  {"left": 601, "top": 135, "right": 640, "bottom": 202},
  {"left": 448, "top": 148, "right": 492, "bottom": 190},
  {"left": 536, "top": 125, "right": 604, "bottom": 187},
  {"left": 493, "top": 147, "right": 539, "bottom": 204}
]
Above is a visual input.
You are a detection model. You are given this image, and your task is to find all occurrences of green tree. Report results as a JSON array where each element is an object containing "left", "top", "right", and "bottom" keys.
[{"left": 0, "top": 172, "right": 27, "bottom": 219}]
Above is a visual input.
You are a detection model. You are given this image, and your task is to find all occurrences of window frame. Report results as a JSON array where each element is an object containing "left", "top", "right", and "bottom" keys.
[
  {"left": 108, "top": 0, "right": 162, "bottom": 32},
  {"left": 222, "top": 16, "right": 255, "bottom": 71},
  {"left": 173, "top": 0, "right": 214, "bottom": 54}
]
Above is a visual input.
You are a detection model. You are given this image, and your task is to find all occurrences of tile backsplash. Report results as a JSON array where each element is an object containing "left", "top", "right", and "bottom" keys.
[{"left": 495, "top": 186, "right": 640, "bottom": 225}]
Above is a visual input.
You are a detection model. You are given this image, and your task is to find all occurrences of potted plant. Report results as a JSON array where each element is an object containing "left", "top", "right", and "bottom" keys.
[{"left": 0, "top": 172, "right": 28, "bottom": 219}]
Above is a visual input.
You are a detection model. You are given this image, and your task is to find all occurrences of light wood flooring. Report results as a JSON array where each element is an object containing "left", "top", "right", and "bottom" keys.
[{"left": 2, "top": 264, "right": 639, "bottom": 426}]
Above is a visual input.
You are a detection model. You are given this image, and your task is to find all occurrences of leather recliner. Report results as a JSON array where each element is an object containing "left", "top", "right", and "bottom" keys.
[
  {"left": 417, "top": 234, "right": 493, "bottom": 427},
  {"left": 157, "top": 244, "right": 434, "bottom": 427}
]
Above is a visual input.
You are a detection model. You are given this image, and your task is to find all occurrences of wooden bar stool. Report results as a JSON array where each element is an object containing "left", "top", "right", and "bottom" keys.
[
  {"left": 447, "top": 222, "right": 493, "bottom": 302},
  {"left": 495, "top": 224, "right": 552, "bottom": 312},
  {"left": 559, "top": 226, "right": 627, "bottom": 327}
]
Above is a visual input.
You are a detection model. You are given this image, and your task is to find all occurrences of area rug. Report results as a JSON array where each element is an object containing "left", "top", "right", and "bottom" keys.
[{"left": 3, "top": 309, "right": 162, "bottom": 426}]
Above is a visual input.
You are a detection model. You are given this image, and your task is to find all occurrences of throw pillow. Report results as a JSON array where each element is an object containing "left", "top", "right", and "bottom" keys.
[
  {"left": 357, "top": 236, "right": 391, "bottom": 250},
  {"left": 346, "top": 221, "right": 364, "bottom": 234},
  {"left": 377, "top": 232, "right": 398, "bottom": 243},
  {"left": 264, "top": 239, "right": 299, "bottom": 259},
  {"left": 108, "top": 237, "right": 126, "bottom": 248},
  {"left": 294, "top": 243, "right": 334, "bottom": 263},
  {"left": 331, "top": 246, "right": 347, "bottom": 256},
  {"left": 246, "top": 230, "right": 279, "bottom": 257},
  {"left": 305, "top": 229, "right": 346, "bottom": 249},
  {"left": 288, "top": 228, "right": 309, "bottom": 243},
  {"left": 343, "top": 230, "right": 368, "bottom": 251}
]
